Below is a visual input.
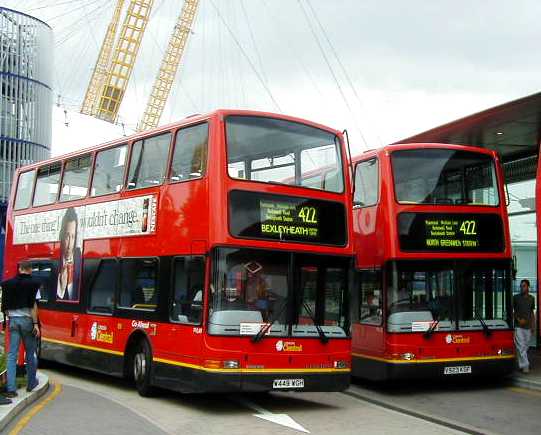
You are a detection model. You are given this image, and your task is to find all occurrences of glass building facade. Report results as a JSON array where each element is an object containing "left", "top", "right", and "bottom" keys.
[{"left": 0, "top": 7, "right": 52, "bottom": 202}]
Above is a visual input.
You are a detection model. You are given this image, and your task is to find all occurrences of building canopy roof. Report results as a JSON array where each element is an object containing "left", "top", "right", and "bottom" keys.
[{"left": 396, "top": 92, "right": 541, "bottom": 163}]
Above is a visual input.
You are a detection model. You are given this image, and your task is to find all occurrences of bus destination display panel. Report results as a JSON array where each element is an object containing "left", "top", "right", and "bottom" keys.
[
  {"left": 229, "top": 190, "right": 346, "bottom": 246},
  {"left": 398, "top": 212, "right": 504, "bottom": 252}
]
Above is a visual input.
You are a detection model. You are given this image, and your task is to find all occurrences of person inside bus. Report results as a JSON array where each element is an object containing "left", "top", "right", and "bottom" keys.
[
  {"left": 221, "top": 286, "right": 247, "bottom": 311},
  {"left": 56, "top": 207, "right": 81, "bottom": 301},
  {"left": 246, "top": 275, "right": 271, "bottom": 320}
]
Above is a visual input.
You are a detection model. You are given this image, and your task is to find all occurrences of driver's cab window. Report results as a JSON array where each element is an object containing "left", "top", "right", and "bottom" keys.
[
  {"left": 170, "top": 257, "right": 205, "bottom": 325},
  {"left": 387, "top": 265, "right": 455, "bottom": 333},
  {"left": 359, "top": 270, "right": 382, "bottom": 325}
]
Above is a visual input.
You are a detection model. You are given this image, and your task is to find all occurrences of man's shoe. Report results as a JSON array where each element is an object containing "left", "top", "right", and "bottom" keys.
[
  {"left": 522, "top": 367, "right": 530, "bottom": 374},
  {"left": 26, "top": 381, "right": 39, "bottom": 393},
  {"left": 0, "top": 396, "right": 12, "bottom": 405},
  {"left": 3, "top": 391, "right": 18, "bottom": 398}
]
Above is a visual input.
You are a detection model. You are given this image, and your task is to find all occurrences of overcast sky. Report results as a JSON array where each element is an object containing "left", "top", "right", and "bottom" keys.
[{"left": 9, "top": 0, "right": 541, "bottom": 157}]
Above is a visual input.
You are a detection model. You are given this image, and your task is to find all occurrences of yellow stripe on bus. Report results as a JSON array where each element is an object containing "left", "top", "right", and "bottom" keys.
[
  {"left": 352, "top": 352, "right": 515, "bottom": 364},
  {"left": 42, "top": 337, "right": 124, "bottom": 356},
  {"left": 153, "top": 357, "right": 351, "bottom": 374},
  {"left": 41, "top": 338, "right": 350, "bottom": 374}
]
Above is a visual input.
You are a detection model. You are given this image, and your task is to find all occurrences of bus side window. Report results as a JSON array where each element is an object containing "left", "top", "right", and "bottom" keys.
[
  {"left": 119, "top": 258, "right": 158, "bottom": 311},
  {"left": 170, "top": 257, "right": 205, "bottom": 325},
  {"left": 33, "top": 162, "right": 62, "bottom": 207},
  {"left": 170, "top": 123, "right": 208, "bottom": 182},
  {"left": 14, "top": 170, "right": 36, "bottom": 210},
  {"left": 60, "top": 155, "right": 92, "bottom": 201},
  {"left": 359, "top": 270, "right": 382, "bottom": 325},
  {"left": 354, "top": 159, "right": 378, "bottom": 207},
  {"left": 30, "top": 261, "right": 56, "bottom": 304},
  {"left": 127, "top": 133, "right": 171, "bottom": 189},
  {"left": 91, "top": 145, "right": 127, "bottom": 196},
  {"left": 87, "top": 259, "right": 118, "bottom": 314}
]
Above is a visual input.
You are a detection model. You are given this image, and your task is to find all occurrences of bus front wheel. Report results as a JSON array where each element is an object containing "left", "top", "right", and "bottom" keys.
[{"left": 132, "top": 339, "right": 154, "bottom": 397}]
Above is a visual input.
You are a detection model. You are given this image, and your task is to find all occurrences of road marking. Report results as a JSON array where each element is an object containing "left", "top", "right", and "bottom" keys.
[
  {"left": 344, "top": 389, "right": 488, "bottom": 435},
  {"left": 508, "top": 386, "right": 541, "bottom": 397},
  {"left": 236, "top": 397, "right": 310, "bottom": 433},
  {"left": 9, "top": 383, "right": 63, "bottom": 435}
]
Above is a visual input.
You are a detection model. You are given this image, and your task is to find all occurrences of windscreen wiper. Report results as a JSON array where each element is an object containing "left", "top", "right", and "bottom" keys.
[
  {"left": 252, "top": 300, "right": 288, "bottom": 343},
  {"left": 474, "top": 310, "right": 492, "bottom": 337},
  {"left": 302, "top": 302, "right": 329, "bottom": 344},
  {"left": 423, "top": 312, "right": 440, "bottom": 339}
]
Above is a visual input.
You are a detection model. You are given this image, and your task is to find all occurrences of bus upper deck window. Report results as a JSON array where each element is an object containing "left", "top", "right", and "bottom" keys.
[
  {"left": 33, "top": 163, "right": 62, "bottom": 207},
  {"left": 60, "top": 155, "right": 92, "bottom": 201},
  {"left": 91, "top": 145, "right": 127, "bottom": 196},
  {"left": 14, "top": 170, "right": 36, "bottom": 210},
  {"left": 127, "top": 133, "right": 171, "bottom": 190},
  {"left": 170, "top": 123, "right": 208, "bottom": 182}
]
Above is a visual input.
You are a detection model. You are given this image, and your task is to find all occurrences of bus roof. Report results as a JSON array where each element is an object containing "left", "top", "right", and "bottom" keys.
[
  {"left": 352, "top": 142, "right": 499, "bottom": 163},
  {"left": 18, "top": 109, "right": 344, "bottom": 173}
]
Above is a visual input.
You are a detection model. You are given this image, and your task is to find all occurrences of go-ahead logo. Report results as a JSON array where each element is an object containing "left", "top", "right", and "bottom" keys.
[{"left": 275, "top": 340, "right": 303, "bottom": 352}]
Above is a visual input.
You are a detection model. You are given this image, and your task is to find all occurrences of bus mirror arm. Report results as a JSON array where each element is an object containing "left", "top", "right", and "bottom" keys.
[{"left": 343, "top": 129, "right": 354, "bottom": 192}]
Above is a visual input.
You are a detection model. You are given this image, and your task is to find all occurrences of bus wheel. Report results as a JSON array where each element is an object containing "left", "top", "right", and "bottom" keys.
[{"left": 132, "top": 340, "right": 154, "bottom": 397}]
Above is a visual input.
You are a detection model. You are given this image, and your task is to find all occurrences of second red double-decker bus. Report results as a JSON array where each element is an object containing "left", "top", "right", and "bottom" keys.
[
  {"left": 4, "top": 110, "right": 353, "bottom": 395},
  {"left": 351, "top": 143, "right": 515, "bottom": 380}
]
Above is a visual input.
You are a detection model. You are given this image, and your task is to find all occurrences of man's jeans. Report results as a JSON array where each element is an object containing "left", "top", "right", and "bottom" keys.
[
  {"left": 7, "top": 316, "right": 38, "bottom": 392},
  {"left": 514, "top": 327, "right": 532, "bottom": 370}
]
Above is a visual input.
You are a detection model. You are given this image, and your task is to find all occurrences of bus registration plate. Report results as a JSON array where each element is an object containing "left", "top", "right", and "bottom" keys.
[
  {"left": 444, "top": 366, "right": 472, "bottom": 375},
  {"left": 272, "top": 379, "right": 304, "bottom": 389}
]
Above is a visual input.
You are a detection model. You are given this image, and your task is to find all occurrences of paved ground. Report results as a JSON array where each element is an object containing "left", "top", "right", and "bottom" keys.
[
  {"left": 5, "top": 362, "right": 460, "bottom": 435},
  {"left": 350, "top": 376, "right": 541, "bottom": 435},
  {"left": 4, "top": 355, "right": 541, "bottom": 435}
]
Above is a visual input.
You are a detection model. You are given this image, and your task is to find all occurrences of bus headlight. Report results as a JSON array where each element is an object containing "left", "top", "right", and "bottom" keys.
[
  {"left": 223, "top": 360, "right": 240, "bottom": 369},
  {"left": 333, "top": 360, "right": 348, "bottom": 369},
  {"left": 401, "top": 353, "right": 415, "bottom": 361},
  {"left": 497, "top": 348, "right": 514, "bottom": 356}
]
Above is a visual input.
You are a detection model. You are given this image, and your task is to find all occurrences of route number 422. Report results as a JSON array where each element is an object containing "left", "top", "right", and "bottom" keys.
[
  {"left": 460, "top": 220, "right": 477, "bottom": 235},
  {"left": 298, "top": 206, "right": 317, "bottom": 224}
]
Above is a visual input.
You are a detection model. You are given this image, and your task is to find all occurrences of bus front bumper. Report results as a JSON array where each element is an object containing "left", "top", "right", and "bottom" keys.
[
  {"left": 353, "top": 355, "right": 515, "bottom": 381},
  {"left": 153, "top": 361, "right": 350, "bottom": 393}
]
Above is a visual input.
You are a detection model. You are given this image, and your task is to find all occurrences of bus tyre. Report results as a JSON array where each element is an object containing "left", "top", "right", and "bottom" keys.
[{"left": 132, "top": 340, "right": 154, "bottom": 397}]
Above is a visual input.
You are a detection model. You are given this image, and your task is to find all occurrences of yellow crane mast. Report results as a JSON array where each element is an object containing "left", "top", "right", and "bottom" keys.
[
  {"left": 80, "top": 0, "right": 125, "bottom": 116},
  {"left": 137, "top": 0, "right": 200, "bottom": 131},
  {"left": 96, "top": 0, "right": 155, "bottom": 123}
]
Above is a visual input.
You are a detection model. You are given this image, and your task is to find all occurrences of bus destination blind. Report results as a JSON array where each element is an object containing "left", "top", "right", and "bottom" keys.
[
  {"left": 259, "top": 200, "right": 318, "bottom": 239},
  {"left": 398, "top": 213, "right": 504, "bottom": 252},
  {"left": 229, "top": 190, "right": 346, "bottom": 246}
]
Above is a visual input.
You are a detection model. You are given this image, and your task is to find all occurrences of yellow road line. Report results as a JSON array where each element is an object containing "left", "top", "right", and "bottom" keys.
[
  {"left": 9, "top": 383, "right": 63, "bottom": 435},
  {"left": 508, "top": 386, "right": 541, "bottom": 398}
]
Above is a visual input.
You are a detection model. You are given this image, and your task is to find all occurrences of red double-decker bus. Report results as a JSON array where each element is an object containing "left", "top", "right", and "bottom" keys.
[
  {"left": 351, "top": 143, "right": 515, "bottom": 380},
  {"left": 4, "top": 110, "right": 353, "bottom": 395}
]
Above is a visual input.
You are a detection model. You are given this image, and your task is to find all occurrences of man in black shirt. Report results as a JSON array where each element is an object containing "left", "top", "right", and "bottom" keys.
[
  {"left": 1, "top": 261, "right": 41, "bottom": 397},
  {"left": 513, "top": 279, "right": 536, "bottom": 373}
]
